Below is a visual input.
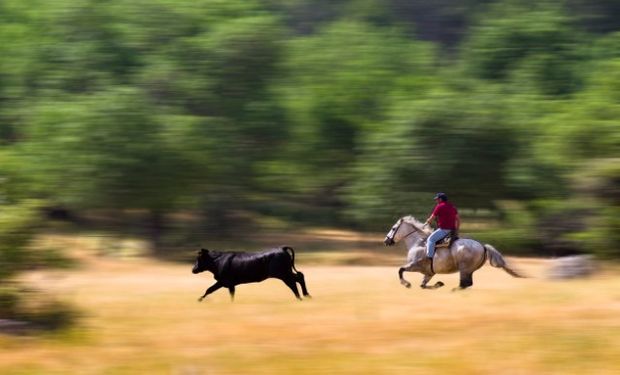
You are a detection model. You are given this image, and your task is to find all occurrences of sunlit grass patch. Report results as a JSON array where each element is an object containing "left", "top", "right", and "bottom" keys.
[{"left": 2, "top": 247, "right": 620, "bottom": 374}]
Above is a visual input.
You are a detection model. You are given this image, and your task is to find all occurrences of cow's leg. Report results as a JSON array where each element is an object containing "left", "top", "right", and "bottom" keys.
[
  {"left": 228, "top": 285, "right": 236, "bottom": 302},
  {"left": 295, "top": 272, "right": 311, "bottom": 298},
  {"left": 198, "top": 281, "right": 223, "bottom": 301},
  {"left": 280, "top": 275, "right": 302, "bottom": 300}
]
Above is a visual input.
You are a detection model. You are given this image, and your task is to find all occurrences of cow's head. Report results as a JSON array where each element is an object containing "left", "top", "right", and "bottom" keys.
[{"left": 192, "top": 248, "right": 215, "bottom": 274}]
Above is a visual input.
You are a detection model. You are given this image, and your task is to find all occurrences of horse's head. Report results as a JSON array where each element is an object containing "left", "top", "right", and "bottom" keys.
[
  {"left": 384, "top": 216, "right": 428, "bottom": 246},
  {"left": 383, "top": 218, "right": 402, "bottom": 246}
]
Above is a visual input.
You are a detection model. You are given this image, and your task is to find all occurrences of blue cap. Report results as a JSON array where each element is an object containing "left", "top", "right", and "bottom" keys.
[{"left": 434, "top": 192, "right": 448, "bottom": 201}]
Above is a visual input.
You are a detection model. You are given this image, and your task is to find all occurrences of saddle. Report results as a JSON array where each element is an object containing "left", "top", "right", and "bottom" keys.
[{"left": 430, "top": 231, "right": 459, "bottom": 249}]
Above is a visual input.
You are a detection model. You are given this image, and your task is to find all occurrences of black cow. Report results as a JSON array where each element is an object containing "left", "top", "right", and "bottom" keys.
[{"left": 192, "top": 246, "right": 311, "bottom": 301}]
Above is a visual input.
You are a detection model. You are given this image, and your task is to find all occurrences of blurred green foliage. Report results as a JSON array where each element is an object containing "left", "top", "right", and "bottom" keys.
[
  {"left": 0, "top": 200, "right": 42, "bottom": 280},
  {"left": 0, "top": 0, "right": 618, "bottom": 259}
]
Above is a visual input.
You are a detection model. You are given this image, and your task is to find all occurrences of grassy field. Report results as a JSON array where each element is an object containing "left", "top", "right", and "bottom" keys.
[{"left": 2, "top": 233, "right": 620, "bottom": 374}]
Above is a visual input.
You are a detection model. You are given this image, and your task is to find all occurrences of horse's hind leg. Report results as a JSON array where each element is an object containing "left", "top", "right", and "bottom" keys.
[{"left": 454, "top": 270, "right": 473, "bottom": 290}]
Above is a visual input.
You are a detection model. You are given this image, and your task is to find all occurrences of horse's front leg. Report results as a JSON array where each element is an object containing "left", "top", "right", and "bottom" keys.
[
  {"left": 398, "top": 263, "right": 414, "bottom": 288},
  {"left": 420, "top": 273, "right": 433, "bottom": 288},
  {"left": 421, "top": 274, "right": 445, "bottom": 289}
]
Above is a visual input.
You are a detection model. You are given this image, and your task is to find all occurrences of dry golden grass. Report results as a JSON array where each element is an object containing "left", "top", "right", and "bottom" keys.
[{"left": 2, "top": 235, "right": 620, "bottom": 374}]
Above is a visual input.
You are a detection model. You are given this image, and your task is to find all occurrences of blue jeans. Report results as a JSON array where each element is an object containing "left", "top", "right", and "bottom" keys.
[{"left": 426, "top": 229, "right": 452, "bottom": 258}]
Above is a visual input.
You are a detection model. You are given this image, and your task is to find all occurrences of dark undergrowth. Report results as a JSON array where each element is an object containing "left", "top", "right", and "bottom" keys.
[{"left": 0, "top": 286, "right": 79, "bottom": 335}]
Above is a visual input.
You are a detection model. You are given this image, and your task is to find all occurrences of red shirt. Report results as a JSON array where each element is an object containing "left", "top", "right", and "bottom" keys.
[{"left": 431, "top": 201, "right": 458, "bottom": 230}]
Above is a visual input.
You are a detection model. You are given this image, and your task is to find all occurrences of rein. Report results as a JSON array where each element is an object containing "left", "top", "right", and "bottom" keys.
[
  {"left": 391, "top": 220, "right": 427, "bottom": 242},
  {"left": 401, "top": 229, "right": 418, "bottom": 240}
]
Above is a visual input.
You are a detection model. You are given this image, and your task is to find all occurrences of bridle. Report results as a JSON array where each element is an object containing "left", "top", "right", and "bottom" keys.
[{"left": 386, "top": 218, "right": 426, "bottom": 243}]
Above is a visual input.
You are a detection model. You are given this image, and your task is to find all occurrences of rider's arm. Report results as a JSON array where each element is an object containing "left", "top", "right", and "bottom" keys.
[
  {"left": 424, "top": 214, "right": 435, "bottom": 226},
  {"left": 425, "top": 205, "right": 439, "bottom": 226}
]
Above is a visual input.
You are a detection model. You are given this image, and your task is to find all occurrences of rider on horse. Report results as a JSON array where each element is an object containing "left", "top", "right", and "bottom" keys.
[{"left": 424, "top": 192, "right": 460, "bottom": 260}]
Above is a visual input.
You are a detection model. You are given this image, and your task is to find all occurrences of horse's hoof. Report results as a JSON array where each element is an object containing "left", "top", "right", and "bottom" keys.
[
  {"left": 451, "top": 286, "right": 470, "bottom": 292},
  {"left": 401, "top": 281, "right": 411, "bottom": 288},
  {"left": 435, "top": 281, "right": 445, "bottom": 288},
  {"left": 198, "top": 297, "right": 204, "bottom": 302}
]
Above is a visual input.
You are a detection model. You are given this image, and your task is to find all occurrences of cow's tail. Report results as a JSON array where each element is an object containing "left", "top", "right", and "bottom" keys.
[
  {"left": 483, "top": 244, "right": 527, "bottom": 278},
  {"left": 282, "top": 246, "right": 300, "bottom": 273}
]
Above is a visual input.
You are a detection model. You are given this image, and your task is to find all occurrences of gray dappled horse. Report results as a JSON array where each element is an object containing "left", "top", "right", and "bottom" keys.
[{"left": 384, "top": 216, "right": 525, "bottom": 290}]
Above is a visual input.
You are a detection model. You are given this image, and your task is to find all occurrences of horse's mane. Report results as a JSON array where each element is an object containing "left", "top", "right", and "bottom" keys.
[{"left": 401, "top": 215, "right": 427, "bottom": 232}]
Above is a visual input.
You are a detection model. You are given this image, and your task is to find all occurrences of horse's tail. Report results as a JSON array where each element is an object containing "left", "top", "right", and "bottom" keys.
[
  {"left": 282, "top": 246, "right": 300, "bottom": 273},
  {"left": 483, "top": 244, "right": 526, "bottom": 278}
]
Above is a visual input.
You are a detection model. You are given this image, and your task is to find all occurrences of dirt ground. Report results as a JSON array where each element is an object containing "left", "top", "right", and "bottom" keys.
[{"left": 2, "top": 235, "right": 620, "bottom": 374}]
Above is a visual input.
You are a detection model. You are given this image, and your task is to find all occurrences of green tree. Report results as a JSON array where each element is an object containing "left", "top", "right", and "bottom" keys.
[
  {"left": 347, "top": 84, "right": 519, "bottom": 227},
  {"left": 529, "top": 59, "right": 620, "bottom": 256},
  {"left": 274, "top": 21, "right": 437, "bottom": 221},
  {"left": 0, "top": 200, "right": 42, "bottom": 281},
  {"left": 16, "top": 88, "right": 187, "bottom": 245},
  {"left": 0, "top": 0, "right": 44, "bottom": 143},
  {"left": 463, "top": 1, "right": 584, "bottom": 96},
  {"left": 136, "top": 12, "right": 289, "bottom": 231}
]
